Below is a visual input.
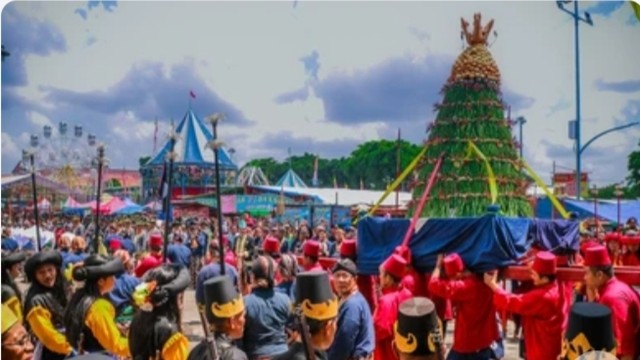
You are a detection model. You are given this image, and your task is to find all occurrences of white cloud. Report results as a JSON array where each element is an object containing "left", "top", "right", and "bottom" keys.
[
  {"left": 29, "top": 111, "right": 53, "bottom": 128},
  {"left": 2, "top": 1, "right": 639, "bottom": 185},
  {"left": 1, "top": 132, "right": 19, "bottom": 159}
]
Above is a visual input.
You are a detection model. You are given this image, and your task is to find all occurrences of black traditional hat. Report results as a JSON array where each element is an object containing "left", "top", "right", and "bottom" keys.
[
  {"left": 1, "top": 251, "right": 26, "bottom": 269},
  {"left": 295, "top": 271, "right": 338, "bottom": 321},
  {"left": 203, "top": 275, "right": 244, "bottom": 323},
  {"left": 560, "top": 302, "right": 617, "bottom": 360},
  {"left": 24, "top": 250, "right": 63, "bottom": 282},
  {"left": 394, "top": 297, "right": 442, "bottom": 356},
  {"left": 72, "top": 254, "right": 124, "bottom": 282}
]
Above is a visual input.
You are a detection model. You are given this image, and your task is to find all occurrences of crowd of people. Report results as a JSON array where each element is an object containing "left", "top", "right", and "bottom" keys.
[{"left": 1, "top": 211, "right": 639, "bottom": 360}]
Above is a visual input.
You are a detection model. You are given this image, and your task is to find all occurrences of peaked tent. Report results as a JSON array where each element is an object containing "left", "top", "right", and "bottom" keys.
[
  {"left": 147, "top": 109, "right": 236, "bottom": 168},
  {"left": 275, "top": 169, "right": 307, "bottom": 188}
]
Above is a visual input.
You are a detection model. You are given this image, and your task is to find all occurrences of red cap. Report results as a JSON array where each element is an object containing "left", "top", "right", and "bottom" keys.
[
  {"left": 135, "top": 256, "right": 162, "bottom": 278},
  {"left": 444, "top": 253, "right": 464, "bottom": 277},
  {"left": 531, "top": 251, "right": 557, "bottom": 276},
  {"left": 303, "top": 240, "right": 320, "bottom": 257},
  {"left": 109, "top": 239, "right": 122, "bottom": 251},
  {"left": 583, "top": 245, "right": 612, "bottom": 267},
  {"left": 604, "top": 233, "right": 621, "bottom": 243},
  {"left": 149, "top": 233, "right": 163, "bottom": 248},
  {"left": 382, "top": 254, "right": 407, "bottom": 279},
  {"left": 622, "top": 235, "right": 640, "bottom": 245},
  {"left": 221, "top": 235, "right": 230, "bottom": 247},
  {"left": 339, "top": 240, "right": 357, "bottom": 257},
  {"left": 394, "top": 245, "right": 412, "bottom": 263},
  {"left": 580, "top": 240, "right": 599, "bottom": 255},
  {"left": 263, "top": 236, "right": 280, "bottom": 254}
]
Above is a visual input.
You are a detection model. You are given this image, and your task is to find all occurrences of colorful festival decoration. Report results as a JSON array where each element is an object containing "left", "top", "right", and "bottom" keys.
[{"left": 413, "top": 13, "right": 533, "bottom": 217}]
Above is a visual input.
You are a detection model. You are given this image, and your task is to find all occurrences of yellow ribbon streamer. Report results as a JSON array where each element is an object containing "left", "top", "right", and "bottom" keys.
[
  {"left": 631, "top": 1, "right": 640, "bottom": 22},
  {"left": 464, "top": 141, "right": 498, "bottom": 205},
  {"left": 364, "top": 146, "right": 428, "bottom": 219},
  {"left": 521, "top": 159, "right": 570, "bottom": 219}
]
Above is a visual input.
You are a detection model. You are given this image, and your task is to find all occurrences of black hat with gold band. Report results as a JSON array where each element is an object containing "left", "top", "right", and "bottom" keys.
[
  {"left": 72, "top": 254, "right": 124, "bottom": 282},
  {"left": 203, "top": 275, "right": 244, "bottom": 323},
  {"left": 394, "top": 297, "right": 442, "bottom": 356},
  {"left": 560, "top": 302, "right": 616, "bottom": 360},
  {"left": 24, "top": 250, "right": 63, "bottom": 282},
  {"left": 1, "top": 251, "right": 26, "bottom": 269},
  {"left": 295, "top": 271, "right": 338, "bottom": 321}
]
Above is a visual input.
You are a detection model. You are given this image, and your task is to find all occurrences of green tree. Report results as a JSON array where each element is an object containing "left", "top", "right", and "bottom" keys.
[
  {"left": 627, "top": 140, "right": 640, "bottom": 196},
  {"left": 345, "top": 140, "right": 422, "bottom": 190},
  {"left": 413, "top": 15, "right": 532, "bottom": 217}
]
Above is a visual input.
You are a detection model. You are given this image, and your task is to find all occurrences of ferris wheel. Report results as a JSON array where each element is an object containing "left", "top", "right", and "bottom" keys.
[{"left": 26, "top": 122, "right": 98, "bottom": 170}]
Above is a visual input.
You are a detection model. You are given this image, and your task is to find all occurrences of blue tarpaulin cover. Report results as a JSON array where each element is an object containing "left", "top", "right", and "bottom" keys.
[{"left": 356, "top": 215, "right": 580, "bottom": 275}]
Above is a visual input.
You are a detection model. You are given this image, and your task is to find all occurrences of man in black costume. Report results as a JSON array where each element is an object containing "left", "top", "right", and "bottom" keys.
[
  {"left": 188, "top": 275, "right": 247, "bottom": 360},
  {"left": 273, "top": 271, "right": 339, "bottom": 360}
]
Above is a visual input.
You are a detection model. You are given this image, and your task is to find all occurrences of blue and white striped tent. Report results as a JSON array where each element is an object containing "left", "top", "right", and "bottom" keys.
[
  {"left": 275, "top": 169, "right": 308, "bottom": 188},
  {"left": 147, "top": 109, "right": 237, "bottom": 169}
]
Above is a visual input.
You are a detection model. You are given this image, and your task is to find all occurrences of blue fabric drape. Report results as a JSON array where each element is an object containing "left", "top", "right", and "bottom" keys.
[{"left": 356, "top": 215, "right": 579, "bottom": 275}]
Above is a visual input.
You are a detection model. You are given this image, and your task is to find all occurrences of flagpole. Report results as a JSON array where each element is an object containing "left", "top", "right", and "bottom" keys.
[
  {"left": 206, "top": 113, "right": 226, "bottom": 276},
  {"left": 163, "top": 126, "right": 177, "bottom": 263}
]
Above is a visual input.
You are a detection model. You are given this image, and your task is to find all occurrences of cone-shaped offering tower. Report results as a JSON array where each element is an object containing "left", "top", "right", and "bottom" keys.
[{"left": 413, "top": 13, "right": 532, "bottom": 217}]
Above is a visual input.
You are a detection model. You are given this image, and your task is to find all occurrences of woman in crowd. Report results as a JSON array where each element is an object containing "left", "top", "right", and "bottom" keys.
[
  {"left": 1, "top": 251, "right": 26, "bottom": 321},
  {"left": 129, "top": 264, "right": 190, "bottom": 360},
  {"left": 23, "top": 251, "right": 73, "bottom": 360},
  {"left": 64, "top": 254, "right": 130, "bottom": 358}
]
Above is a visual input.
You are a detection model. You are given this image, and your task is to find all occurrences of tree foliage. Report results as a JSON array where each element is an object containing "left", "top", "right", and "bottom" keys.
[
  {"left": 242, "top": 140, "right": 422, "bottom": 190},
  {"left": 627, "top": 140, "right": 640, "bottom": 196}
]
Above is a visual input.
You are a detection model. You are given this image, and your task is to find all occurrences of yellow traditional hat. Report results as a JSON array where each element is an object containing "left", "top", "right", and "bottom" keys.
[{"left": 2, "top": 303, "right": 19, "bottom": 334}]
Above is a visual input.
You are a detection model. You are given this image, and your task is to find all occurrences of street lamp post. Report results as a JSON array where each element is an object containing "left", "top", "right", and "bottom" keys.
[
  {"left": 614, "top": 184, "right": 624, "bottom": 229},
  {"left": 556, "top": 0, "right": 593, "bottom": 200},
  {"left": 206, "top": 113, "right": 227, "bottom": 276},
  {"left": 515, "top": 116, "right": 527, "bottom": 160},
  {"left": 93, "top": 145, "right": 106, "bottom": 254},
  {"left": 22, "top": 149, "right": 41, "bottom": 251}
]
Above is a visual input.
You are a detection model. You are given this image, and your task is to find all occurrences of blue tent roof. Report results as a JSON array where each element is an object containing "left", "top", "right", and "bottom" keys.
[
  {"left": 275, "top": 169, "right": 307, "bottom": 188},
  {"left": 147, "top": 109, "right": 237, "bottom": 169}
]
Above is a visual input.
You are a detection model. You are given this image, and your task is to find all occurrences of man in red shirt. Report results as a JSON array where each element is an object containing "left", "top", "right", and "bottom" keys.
[
  {"left": 621, "top": 233, "right": 640, "bottom": 266},
  {"left": 373, "top": 254, "right": 412, "bottom": 360},
  {"left": 583, "top": 245, "right": 640, "bottom": 360},
  {"left": 428, "top": 253, "right": 498, "bottom": 359},
  {"left": 302, "top": 240, "right": 323, "bottom": 271},
  {"left": 394, "top": 245, "right": 428, "bottom": 297},
  {"left": 484, "top": 251, "right": 563, "bottom": 359}
]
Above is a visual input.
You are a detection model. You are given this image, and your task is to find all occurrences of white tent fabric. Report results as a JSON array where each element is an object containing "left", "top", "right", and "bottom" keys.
[{"left": 252, "top": 185, "right": 412, "bottom": 207}]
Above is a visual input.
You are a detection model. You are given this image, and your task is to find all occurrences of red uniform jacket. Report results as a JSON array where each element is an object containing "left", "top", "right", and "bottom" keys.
[
  {"left": 493, "top": 282, "right": 564, "bottom": 360},
  {"left": 428, "top": 275, "right": 498, "bottom": 353},
  {"left": 424, "top": 273, "right": 452, "bottom": 321},
  {"left": 597, "top": 278, "right": 640, "bottom": 359},
  {"left": 357, "top": 275, "right": 378, "bottom": 313},
  {"left": 621, "top": 252, "right": 640, "bottom": 267},
  {"left": 304, "top": 263, "right": 324, "bottom": 272},
  {"left": 373, "top": 285, "right": 412, "bottom": 360}
]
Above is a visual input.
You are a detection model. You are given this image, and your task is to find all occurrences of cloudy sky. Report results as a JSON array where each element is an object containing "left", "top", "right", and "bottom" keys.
[{"left": 2, "top": 1, "right": 639, "bottom": 185}]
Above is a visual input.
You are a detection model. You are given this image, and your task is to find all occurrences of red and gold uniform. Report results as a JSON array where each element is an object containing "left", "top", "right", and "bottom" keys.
[{"left": 373, "top": 254, "right": 412, "bottom": 360}]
